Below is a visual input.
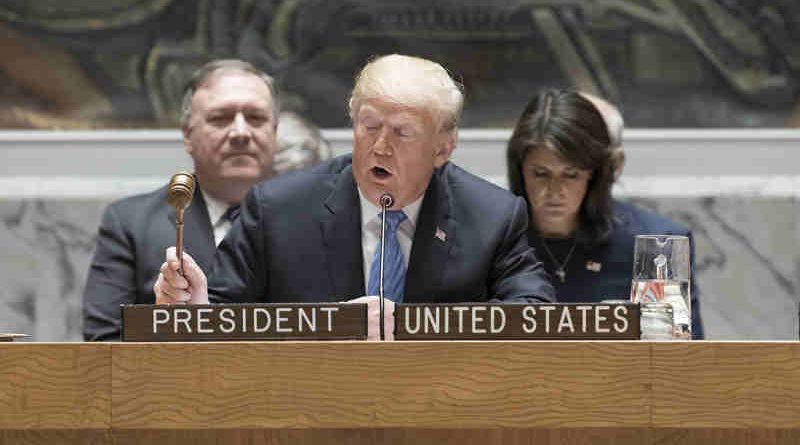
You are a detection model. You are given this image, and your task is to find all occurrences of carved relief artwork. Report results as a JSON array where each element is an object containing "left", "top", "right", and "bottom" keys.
[{"left": 0, "top": 0, "right": 797, "bottom": 129}]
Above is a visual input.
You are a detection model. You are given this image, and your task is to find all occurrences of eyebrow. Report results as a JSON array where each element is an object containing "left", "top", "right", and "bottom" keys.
[
  {"left": 208, "top": 105, "right": 269, "bottom": 114},
  {"left": 527, "top": 163, "right": 583, "bottom": 173},
  {"left": 527, "top": 164, "right": 550, "bottom": 170}
]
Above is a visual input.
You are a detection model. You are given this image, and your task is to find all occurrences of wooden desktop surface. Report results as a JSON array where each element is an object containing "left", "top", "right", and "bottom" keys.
[{"left": 1, "top": 341, "right": 798, "bottom": 444}]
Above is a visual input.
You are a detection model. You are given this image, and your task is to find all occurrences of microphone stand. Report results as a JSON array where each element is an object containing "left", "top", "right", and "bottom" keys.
[{"left": 378, "top": 193, "right": 394, "bottom": 341}]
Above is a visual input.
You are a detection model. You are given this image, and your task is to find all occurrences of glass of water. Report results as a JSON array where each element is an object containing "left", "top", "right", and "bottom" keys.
[{"left": 630, "top": 235, "right": 692, "bottom": 340}]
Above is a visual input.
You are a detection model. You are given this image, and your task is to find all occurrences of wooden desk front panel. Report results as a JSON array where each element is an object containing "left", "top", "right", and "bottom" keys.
[
  {"left": 651, "top": 342, "right": 800, "bottom": 429},
  {"left": 110, "top": 341, "right": 651, "bottom": 429},
  {"left": 0, "top": 344, "right": 110, "bottom": 430},
  {"left": 2, "top": 341, "right": 800, "bottom": 445}
]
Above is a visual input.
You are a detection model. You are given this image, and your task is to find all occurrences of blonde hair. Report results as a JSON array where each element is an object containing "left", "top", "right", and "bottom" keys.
[{"left": 348, "top": 54, "right": 463, "bottom": 131}]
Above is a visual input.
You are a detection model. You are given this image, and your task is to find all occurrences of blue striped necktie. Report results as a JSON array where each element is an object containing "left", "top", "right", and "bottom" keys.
[{"left": 367, "top": 210, "right": 407, "bottom": 302}]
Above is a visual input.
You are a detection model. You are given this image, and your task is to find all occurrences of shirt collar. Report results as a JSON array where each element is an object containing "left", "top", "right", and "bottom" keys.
[
  {"left": 200, "top": 187, "right": 232, "bottom": 226},
  {"left": 358, "top": 188, "right": 424, "bottom": 232}
]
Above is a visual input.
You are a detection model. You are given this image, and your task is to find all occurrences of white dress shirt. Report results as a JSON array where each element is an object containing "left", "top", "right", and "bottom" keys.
[
  {"left": 359, "top": 190, "right": 423, "bottom": 291},
  {"left": 200, "top": 188, "right": 236, "bottom": 247}
]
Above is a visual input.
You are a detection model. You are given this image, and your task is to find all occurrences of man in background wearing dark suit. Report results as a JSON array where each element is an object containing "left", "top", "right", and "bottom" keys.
[
  {"left": 83, "top": 59, "right": 280, "bottom": 341},
  {"left": 154, "top": 54, "right": 555, "bottom": 340}
]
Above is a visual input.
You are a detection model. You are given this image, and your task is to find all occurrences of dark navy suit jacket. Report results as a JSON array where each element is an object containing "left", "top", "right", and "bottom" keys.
[
  {"left": 209, "top": 155, "right": 555, "bottom": 304},
  {"left": 528, "top": 200, "right": 704, "bottom": 339},
  {"left": 83, "top": 186, "right": 216, "bottom": 341}
]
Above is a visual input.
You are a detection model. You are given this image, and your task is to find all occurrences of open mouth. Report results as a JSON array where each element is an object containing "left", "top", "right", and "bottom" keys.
[{"left": 371, "top": 166, "right": 392, "bottom": 179}]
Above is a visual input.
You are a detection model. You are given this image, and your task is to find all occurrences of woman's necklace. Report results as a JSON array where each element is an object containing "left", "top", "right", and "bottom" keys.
[{"left": 540, "top": 238, "right": 577, "bottom": 283}]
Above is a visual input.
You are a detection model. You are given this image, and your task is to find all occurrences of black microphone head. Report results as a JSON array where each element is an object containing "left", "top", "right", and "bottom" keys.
[{"left": 379, "top": 193, "right": 394, "bottom": 209}]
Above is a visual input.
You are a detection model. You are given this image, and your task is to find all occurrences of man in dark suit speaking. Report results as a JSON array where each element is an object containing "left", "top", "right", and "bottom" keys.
[
  {"left": 155, "top": 54, "right": 555, "bottom": 339},
  {"left": 83, "top": 60, "right": 280, "bottom": 341}
]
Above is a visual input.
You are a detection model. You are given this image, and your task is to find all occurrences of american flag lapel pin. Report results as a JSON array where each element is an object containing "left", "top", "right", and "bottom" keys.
[
  {"left": 585, "top": 261, "right": 602, "bottom": 272},
  {"left": 435, "top": 226, "right": 447, "bottom": 242}
]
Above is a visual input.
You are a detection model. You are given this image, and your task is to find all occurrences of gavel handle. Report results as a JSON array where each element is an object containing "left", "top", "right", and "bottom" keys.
[{"left": 175, "top": 210, "right": 185, "bottom": 276}]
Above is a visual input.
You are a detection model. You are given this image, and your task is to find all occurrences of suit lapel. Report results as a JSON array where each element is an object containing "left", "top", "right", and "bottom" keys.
[
  {"left": 320, "top": 165, "right": 365, "bottom": 299},
  {"left": 404, "top": 167, "right": 454, "bottom": 303},
  {"left": 168, "top": 186, "right": 216, "bottom": 272}
]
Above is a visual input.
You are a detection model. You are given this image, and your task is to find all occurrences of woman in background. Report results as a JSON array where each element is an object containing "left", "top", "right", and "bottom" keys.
[{"left": 506, "top": 89, "right": 704, "bottom": 338}]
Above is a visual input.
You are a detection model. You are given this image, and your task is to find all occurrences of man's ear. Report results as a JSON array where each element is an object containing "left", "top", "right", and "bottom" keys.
[
  {"left": 433, "top": 128, "right": 457, "bottom": 168},
  {"left": 182, "top": 124, "right": 193, "bottom": 154}
]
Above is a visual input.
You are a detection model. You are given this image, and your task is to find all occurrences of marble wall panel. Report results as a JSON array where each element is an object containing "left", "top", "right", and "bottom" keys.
[
  {"left": 631, "top": 197, "right": 799, "bottom": 340},
  {"left": 0, "top": 200, "right": 104, "bottom": 341}
]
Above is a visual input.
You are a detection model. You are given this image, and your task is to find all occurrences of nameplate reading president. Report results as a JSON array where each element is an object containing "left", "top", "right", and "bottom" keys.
[{"left": 122, "top": 303, "right": 367, "bottom": 341}]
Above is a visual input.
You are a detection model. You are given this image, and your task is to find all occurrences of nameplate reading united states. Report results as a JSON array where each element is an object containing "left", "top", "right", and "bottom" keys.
[
  {"left": 395, "top": 303, "right": 640, "bottom": 340},
  {"left": 122, "top": 303, "right": 367, "bottom": 341}
]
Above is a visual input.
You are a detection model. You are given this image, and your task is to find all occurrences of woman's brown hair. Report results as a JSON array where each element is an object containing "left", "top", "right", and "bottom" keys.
[{"left": 506, "top": 89, "right": 615, "bottom": 244}]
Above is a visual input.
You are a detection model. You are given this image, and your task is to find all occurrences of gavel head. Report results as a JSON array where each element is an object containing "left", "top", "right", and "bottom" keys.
[{"left": 167, "top": 171, "right": 196, "bottom": 212}]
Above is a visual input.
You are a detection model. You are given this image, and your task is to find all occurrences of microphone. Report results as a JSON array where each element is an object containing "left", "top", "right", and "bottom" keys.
[
  {"left": 167, "top": 171, "right": 196, "bottom": 275},
  {"left": 379, "top": 193, "right": 394, "bottom": 209},
  {"left": 377, "top": 192, "right": 394, "bottom": 341}
]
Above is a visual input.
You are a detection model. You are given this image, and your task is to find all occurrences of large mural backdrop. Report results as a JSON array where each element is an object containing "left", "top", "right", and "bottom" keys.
[{"left": 0, "top": 0, "right": 798, "bottom": 129}]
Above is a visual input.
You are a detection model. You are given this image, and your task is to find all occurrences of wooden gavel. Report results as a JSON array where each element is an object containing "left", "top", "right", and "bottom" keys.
[{"left": 167, "top": 171, "right": 196, "bottom": 275}]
